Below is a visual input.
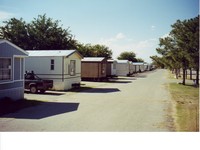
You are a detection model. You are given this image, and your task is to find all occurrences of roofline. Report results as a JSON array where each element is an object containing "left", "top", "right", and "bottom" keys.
[
  {"left": 66, "top": 50, "right": 83, "bottom": 59},
  {"left": 81, "top": 57, "right": 107, "bottom": 62},
  {"left": 26, "top": 50, "right": 83, "bottom": 58},
  {"left": 0, "top": 39, "right": 28, "bottom": 56}
]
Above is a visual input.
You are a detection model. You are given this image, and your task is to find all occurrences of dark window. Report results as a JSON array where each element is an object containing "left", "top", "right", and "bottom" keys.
[
  {"left": 50, "top": 59, "right": 54, "bottom": 70},
  {"left": 0, "top": 58, "right": 11, "bottom": 80}
]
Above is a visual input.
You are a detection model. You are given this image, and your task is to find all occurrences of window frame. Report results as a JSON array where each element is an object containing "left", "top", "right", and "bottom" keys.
[
  {"left": 0, "top": 57, "right": 12, "bottom": 81},
  {"left": 69, "top": 60, "right": 76, "bottom": 76},
  {"left": 50, "top": 59, "right": 55, "bottom": 70}
]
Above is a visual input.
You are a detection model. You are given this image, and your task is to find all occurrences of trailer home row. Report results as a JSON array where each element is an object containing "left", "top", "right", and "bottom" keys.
[{"left": 1, "top": 40, "right": 152, "bottom": 101}]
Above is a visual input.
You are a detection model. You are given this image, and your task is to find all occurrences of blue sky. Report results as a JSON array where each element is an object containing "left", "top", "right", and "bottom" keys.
[{"left": 0, "top": 0, "right": 199, "bottom": 62}]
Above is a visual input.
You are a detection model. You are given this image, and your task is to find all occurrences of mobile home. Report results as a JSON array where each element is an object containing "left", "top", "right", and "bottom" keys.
[
  {"left": 25, "top": 50, "right": 83, "bottom": 90},
  {"left": 81, "top": 57, "right": 107, "bottom": 80},
  {"left": 132, "top": 62, "right": 145, "bottom": 72},
  {"left": 116, "top": 60, "right": 130, "bottom": 76},
  {"left": 0, "top": 40, "right": 28, "bottom": 101},
  {"left": 107, "top": 59, "right": 117, "bottom": 77}
]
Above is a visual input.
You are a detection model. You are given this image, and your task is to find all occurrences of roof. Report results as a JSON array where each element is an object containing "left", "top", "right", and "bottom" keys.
[
  {"left": 116, "top": 60, "right": 129, "bottom": 63},
  {"left": 107, "top": 59, "right": 117, "bottom": 63},
  {"left": 132, "top": 62, "right": 144, "bottom": 65},
  {"left": 82, "top": 57, "right": 106, "bottom": 62},
  {"left": 0, "top": 39, "right": 28, "bottom": 56},
  {"left": 27, "top": 50, "right": 82, "bottom": 58}
]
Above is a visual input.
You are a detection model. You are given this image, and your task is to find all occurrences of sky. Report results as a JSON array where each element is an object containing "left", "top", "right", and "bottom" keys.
[{"left": 0, "top": 0, "right": 199, "bottom": 63}]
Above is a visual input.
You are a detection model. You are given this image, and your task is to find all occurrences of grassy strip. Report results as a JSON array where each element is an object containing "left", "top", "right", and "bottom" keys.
[{"left": 169, "top": 83, "right": 199, "bottom": 131}]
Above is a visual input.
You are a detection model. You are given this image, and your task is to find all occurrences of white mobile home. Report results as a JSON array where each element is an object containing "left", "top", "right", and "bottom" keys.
[
  {"left": 0, "top": 40, "right": 28, "bottom": 101},
  {"left": 25, "top": 50, "right": 83, "bottom": 91},
  {"left": 116, "top": 60, "right": 130, "bottom": 76},
  {"left": 132, "top": 62, "right": 145, "bottom": 72},
  {"left": 107, "top": 59, "right": 117, "bottom": 77}
]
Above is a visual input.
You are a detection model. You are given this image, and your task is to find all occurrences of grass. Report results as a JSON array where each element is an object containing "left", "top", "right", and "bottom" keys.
[
  {"left": 0, "top": 97, "right": 42, "bottom": 116},
  {"left": 168, "top": 82, "right": 199, "bottom": 131}
]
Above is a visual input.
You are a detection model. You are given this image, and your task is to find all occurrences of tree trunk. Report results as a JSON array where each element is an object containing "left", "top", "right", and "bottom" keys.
[
  {"left": 182, "top": 68, "right": 186, "bottom": 85},
  {"left": 185, "top": 69, "right": 187, "bottom": 79},
  {"left": 178, "top": 69, "right": 181, "bottom": 77},
  {"left": 190, "top": 68, "right": 192, "bottom": 80},
  {"left": 196, "top": 68, "right": 199, "bottom": 85},
  {"left": 175, "top": 69, "right": 178, "bottom": 79}
]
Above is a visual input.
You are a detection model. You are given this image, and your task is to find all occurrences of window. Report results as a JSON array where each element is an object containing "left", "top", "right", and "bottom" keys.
[
  {"left": 50, "top": 59, "right": 54, "bottom": 70},
  {"left": 0, "top": 58, "right": 11, "bottom": 80},
  {"left": 69, "top": 60, "right": 76, "bottom": 76}
]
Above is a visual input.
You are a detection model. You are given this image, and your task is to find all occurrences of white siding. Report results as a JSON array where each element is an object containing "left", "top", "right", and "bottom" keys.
[
  {"left": 25, "top": 54, "right": 82, "bottom": 91},
  {"left": 116, "top": 63, "right": 130, "bottom": 76},
  {"left": 25, "top": 56, "right": 62, "bottom": 75}
]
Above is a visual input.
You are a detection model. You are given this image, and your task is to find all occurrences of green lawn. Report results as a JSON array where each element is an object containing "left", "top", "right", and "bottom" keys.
[{"left": 169, "top": 82, "right": 199, "bottom": 131}]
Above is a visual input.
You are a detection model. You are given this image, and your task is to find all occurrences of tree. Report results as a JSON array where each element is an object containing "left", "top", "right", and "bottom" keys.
[
  {"left": 117, "top": 51, "right": 137, "bottom": 62},
  {"left": 171, "top": 16, "right": 199, "bottom": 85},
  {"left": 150, "top": 55, "right": 165, "bottom": 69},
  {"left": 76, "top": 43, "right": 112, "bottom": 58},
  {"left": 152, "top": 16, "right": 199, "bottom": 85},
  {"left": 136, "top": 58, "right": 144, "bottom": 62},
  {"left": 0, "top": 14, "right": 77, "bottom": 50},
  {"left": 0, "top": 18, "right": 31, "bottom": 49}
]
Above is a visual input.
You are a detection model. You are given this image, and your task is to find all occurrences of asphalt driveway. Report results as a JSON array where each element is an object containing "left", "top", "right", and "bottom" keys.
[{"left": 0, "top": 69, "right": 174, "bottom": 131}]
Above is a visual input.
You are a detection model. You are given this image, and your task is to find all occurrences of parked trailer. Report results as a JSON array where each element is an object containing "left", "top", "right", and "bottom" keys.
[
  {"left": 107, "top": 59, "right": 117, "bottom": 77},
  {"left": 25, "top": 50, "right": 83, "bottom": 91},
  {"left": 81, "top": 57, "right": 107, "bottom": 81},
  {"left": 116, "top": 60, "right": 131, "bottom": 76}
]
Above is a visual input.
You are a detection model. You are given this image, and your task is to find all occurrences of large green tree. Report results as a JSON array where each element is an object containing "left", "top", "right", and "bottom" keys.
[
  {"left": 0, "top": 14, "right": 77, "bottom": 50},
  {"left": 0, "top": 18, "right": 31, "bottom": 49},
  {"left": 171, "top": 16, "right": 199, "bottom": 85},
  {"left": 117, "top": 51, "right": 137, "bottom": 62},
  {"left": 76, "top": 43, "right": 112, "bottom": 58},
  {"left": 117, "top": 51, "right": 144, "bottom": 62},
  {"left": 152, "top": 16, "right": 199, "bottom": 85}
]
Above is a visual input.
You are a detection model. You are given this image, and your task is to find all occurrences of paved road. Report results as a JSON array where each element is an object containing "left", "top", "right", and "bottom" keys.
[{"left": 0, "top": 69, "right": 174, "bottom": 131}]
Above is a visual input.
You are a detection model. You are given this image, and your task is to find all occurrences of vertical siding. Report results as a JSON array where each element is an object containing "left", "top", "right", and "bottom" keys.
[
  {"left": 81, "top": 63, "right": 99, "bottom": 78},
  {"left": 116, "top": 63, "right": 129, "bottom": 76}
]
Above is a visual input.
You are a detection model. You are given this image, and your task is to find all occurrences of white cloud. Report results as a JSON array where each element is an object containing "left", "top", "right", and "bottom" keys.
[
  {"left": 100, "top": 32, "right": 126, "bottom": 44},
  {"left": 116, "top": 33, "right": 125, "bottom": 39},
  {"left": 151, "top": 25, "right": 156, "bottom": 31},
  {"left": 99, "top": 34, "right": 159, "bottom": 63},
  {"left": 0, "top": 11, "right": 14, "bottom": 21}
]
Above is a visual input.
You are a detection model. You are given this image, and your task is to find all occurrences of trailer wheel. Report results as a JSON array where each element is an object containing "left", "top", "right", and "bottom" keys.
[{"left": 30, "top": 86, "right": 37, "bottom": 94}]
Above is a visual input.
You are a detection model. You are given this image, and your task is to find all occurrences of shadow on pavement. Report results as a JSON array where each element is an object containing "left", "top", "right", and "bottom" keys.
[
  {"left": 112, "top": 77, "right": 136, "bottom": 81},
  {"left": 103, "top": 80, "right": 132, "bottom": 84},
  {"left": 25, "top": 91, "right": 65, "bottom": 96},
  {"left": 79, "top": 88, "right": 120, "bottom": 93},
  {"left": 135, "top": 75, "right": 147, "bottom": 78},
  {"left": 0, "top": 99, "right": 79, "bottom": 119}
]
